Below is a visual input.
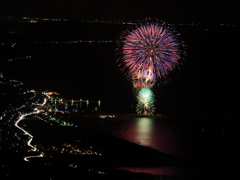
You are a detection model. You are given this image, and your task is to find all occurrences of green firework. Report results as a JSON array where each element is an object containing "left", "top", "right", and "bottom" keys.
[{"left": 136, "top": 88, "right": 155, "bottom": 115}]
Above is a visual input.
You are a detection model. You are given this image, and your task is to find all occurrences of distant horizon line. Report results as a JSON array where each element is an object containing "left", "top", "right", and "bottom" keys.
[{"left": 0, "top": 16, "right": 239, "bottom": 26}]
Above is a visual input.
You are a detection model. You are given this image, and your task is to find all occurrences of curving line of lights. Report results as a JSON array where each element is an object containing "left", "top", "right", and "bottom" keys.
[
  {"left": 14, "top": 113, "right": 37, "bottom": 152},
  {"left": 14, "top": 92, "right": 50, "bottom": 162},
  {"left": 23, "top": 154, "right": 44, "bottom": 161}
]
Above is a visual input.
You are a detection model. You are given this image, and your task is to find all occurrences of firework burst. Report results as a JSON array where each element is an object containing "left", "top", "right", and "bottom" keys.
[
  {"left": 120, "top": 21, "right": 184, "bottom": 85},
  {"left": 118, "top": 19, "right": 185, "bottom": 115},
  {"left": 136, "top": 88, "right": 155, "bottom": 115}
]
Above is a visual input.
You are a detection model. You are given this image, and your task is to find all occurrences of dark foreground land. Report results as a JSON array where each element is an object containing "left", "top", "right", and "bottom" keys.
[
  {"left": 0, "top": 114, "right": 195, "bottom": 180},
  {"left": 1, "top": 112, "right": 239, "bottom": 180}
]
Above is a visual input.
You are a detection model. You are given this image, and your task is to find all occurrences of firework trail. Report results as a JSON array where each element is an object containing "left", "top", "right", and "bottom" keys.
[{"left": 131, "top": 65, "right": 155, "bottom": 92}]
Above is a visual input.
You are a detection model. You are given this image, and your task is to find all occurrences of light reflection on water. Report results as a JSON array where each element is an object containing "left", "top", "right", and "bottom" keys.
[
  {"left": 102, "top": 116, "right": 194, "bottom": 176},
  {"left": 135, "top": 118, "right": 154, "bottom": 147},
  {"left": 102, "top": 116, "right": 191, "bottom": 158}
]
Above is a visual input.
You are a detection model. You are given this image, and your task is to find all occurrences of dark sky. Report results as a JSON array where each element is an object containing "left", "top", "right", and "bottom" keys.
[{"left": 0, "top": 0, "right": 240, "bottom": 22}]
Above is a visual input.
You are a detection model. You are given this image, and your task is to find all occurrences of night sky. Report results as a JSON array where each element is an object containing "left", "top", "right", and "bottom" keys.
[
  {"left": 1, "top": 0, "right": 240, "bottom": 115},
  {"left": 0, "top": 0, "right": 240, "bottom": 22}
]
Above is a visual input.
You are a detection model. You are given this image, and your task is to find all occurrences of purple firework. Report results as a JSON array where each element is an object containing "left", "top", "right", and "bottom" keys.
[{"left": 122, "top": 22, "right": 183, "bottom": 84}]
